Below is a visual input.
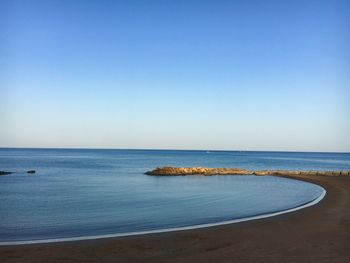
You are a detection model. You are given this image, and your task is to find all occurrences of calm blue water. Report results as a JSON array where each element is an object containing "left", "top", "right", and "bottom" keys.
[{"left": 1, "top": 148, "right": 348, "bottom": 243}]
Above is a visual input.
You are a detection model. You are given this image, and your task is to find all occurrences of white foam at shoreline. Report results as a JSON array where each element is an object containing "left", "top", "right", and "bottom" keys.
[{"left": 0, "top": 184, "right": 326, "bottom": 246}]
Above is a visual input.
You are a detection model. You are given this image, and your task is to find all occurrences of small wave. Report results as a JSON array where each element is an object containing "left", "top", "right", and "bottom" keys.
[{"left": 0, "top": 185, "right": 326, "bottom": 246}]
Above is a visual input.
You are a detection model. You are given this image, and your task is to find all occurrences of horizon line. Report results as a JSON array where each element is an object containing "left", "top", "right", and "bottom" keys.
[{"left": 0, "top": 146, "right": 349, "bottom": 154}]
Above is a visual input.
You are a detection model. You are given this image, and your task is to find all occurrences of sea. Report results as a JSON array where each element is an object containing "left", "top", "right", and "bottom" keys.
[{"left": 1, "top": 148, "right": 349, "bottom": 244}]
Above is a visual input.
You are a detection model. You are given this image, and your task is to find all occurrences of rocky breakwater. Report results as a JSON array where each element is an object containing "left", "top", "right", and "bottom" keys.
[
  {"left": 0, "top": 170, "right": 36, "bottom": 176},
  {"left": 146, "top": 167, "right": 253, "bottom": 176},
  {"left": 0, "top": 171, "right": 13, "bottom": 176},
  {"left": 145, "top": 167, "right": 350, "bottom": 176}
]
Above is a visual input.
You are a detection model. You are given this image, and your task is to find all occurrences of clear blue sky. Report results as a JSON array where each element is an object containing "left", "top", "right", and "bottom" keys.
[{"left": 1, "top": 0, "right": 349, "bottom": 152}]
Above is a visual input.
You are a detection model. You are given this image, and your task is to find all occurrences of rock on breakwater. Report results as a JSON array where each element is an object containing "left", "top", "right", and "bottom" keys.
[{"left": 145, "top": 167, "right": 350, "bottom": 176}]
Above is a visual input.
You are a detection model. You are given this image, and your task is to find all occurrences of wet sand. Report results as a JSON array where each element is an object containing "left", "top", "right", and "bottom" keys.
[{"left": 1, "top": 175, "right": 350, "bottom": 263}]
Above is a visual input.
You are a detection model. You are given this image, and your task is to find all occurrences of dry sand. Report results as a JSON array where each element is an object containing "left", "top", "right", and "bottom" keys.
[{"left": 1, "top": 175, "right": 349, "bottom": 263}]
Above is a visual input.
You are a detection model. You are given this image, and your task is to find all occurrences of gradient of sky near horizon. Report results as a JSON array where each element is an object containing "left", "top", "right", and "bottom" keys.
[{"left": 1, "top": 0, "right": 349, "bottom": 152}]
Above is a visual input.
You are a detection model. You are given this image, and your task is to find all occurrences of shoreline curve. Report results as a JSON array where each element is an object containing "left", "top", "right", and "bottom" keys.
[{"left": 0, "top": 180, "right": 326, "bottom": 246}]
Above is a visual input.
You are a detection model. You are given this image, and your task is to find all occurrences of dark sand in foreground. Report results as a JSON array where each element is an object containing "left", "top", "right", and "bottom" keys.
[{"left": 1, "top": 175, "right": 350, "bottom": 263}]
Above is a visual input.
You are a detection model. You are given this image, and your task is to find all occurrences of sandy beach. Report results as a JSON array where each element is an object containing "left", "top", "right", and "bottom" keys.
[{"left": 1, "top": 174, "right": 349, "bottom": 263}]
